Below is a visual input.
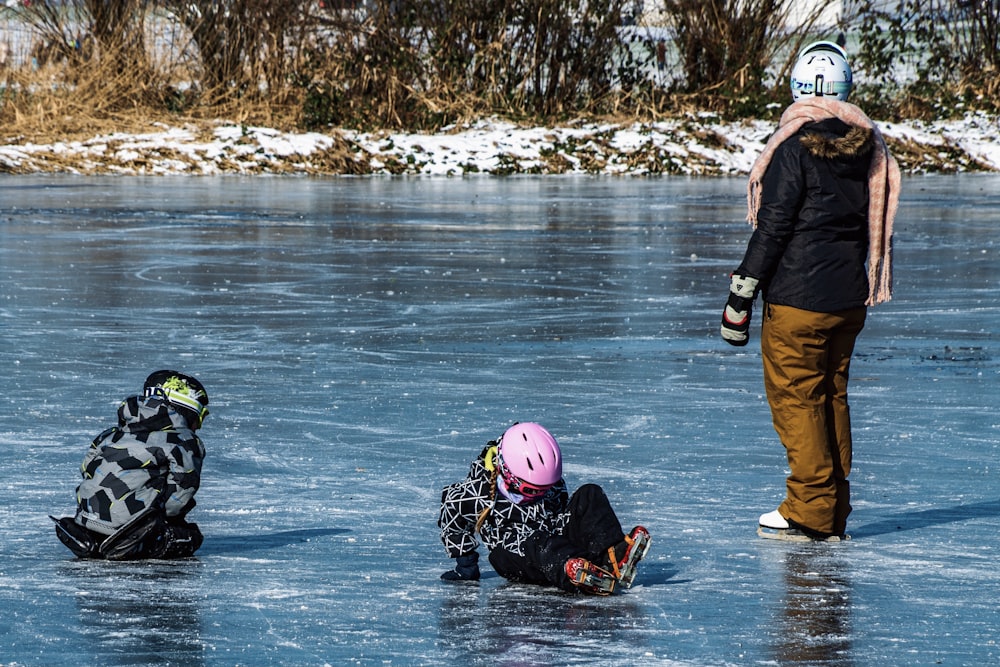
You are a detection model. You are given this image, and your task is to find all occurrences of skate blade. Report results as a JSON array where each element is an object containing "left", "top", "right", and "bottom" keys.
[
  {"left": 573, "top": 566, "right": 617, "bottom": 595},
  {"left": 618, "top": 531, "right": 652, "bottom": 589},
  {"left": 579, "top": 575, "right": 615, "bottom": 596},
  {"left": 757, "top": 526, "right": 850, "bottom": 543}
]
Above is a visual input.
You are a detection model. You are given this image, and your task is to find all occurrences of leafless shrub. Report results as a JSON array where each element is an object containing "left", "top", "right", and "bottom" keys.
[
  {"left": 0, "top": 0, "right": 994, "bottom": 136},
  {"left": 159, "top": 0, "right": 312, "bottom": 106},
  {"left": 655, "top": 0, "right": 834, "bottom": 116},
  {"left": 853, "top": 0, "right": 1000, "bottom": 118},
  {"left": 297, "top": 0, "right": 639, "bottom": 130}
]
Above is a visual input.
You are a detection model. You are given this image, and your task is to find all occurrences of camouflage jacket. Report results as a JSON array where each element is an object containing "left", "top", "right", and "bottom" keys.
[{"left": 75, "top": 394, "right": 205, "bottom": 536}]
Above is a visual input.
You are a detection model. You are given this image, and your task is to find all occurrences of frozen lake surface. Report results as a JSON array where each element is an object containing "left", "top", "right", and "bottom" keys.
[{"left": 1, "top": 174, "right": 998, "bottom": 666}]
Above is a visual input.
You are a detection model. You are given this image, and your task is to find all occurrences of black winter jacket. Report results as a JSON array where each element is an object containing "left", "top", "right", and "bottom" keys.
[
  {"left": 438, "top": 444, "right": 569, "bottom": 559},
  {"left": 737, "top": 118, "right": 874, "bottom": 313}
]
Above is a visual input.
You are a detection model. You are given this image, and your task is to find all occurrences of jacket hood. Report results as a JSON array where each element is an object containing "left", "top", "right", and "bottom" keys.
[
  {"left": 800, "top": 122, "right": 873, "bottom": 160},
  {"left": 117, "top": 394, "right": 195, "bottom": 435}
]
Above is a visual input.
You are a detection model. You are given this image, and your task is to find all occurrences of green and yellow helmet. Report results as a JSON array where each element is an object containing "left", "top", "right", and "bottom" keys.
[{"left": 143, "top": 370, "right": 209, "bottom": 428}]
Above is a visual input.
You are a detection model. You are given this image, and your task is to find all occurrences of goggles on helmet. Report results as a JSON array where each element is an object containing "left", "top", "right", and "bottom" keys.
[{"left": 496, "top": 451, "right": 551, "bottom": 500}]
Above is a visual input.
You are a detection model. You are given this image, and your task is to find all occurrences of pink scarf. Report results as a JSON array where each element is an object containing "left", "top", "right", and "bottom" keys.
[{"left": 746, "top": 98, "right": 900, "bottom": 306}]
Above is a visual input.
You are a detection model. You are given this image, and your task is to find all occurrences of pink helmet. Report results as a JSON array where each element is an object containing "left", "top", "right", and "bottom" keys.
[{"left": 497, "top": 422, "right": 562, "bottom": 499}]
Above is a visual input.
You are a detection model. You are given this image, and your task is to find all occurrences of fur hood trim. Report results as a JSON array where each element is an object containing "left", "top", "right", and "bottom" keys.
[{"left": 800, "top": 125, "right": 874, "bottom": 160}]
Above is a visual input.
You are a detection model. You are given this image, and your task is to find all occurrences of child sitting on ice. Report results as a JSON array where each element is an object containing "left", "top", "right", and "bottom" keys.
[
  {"left": 437, "top": 422, "right": 650, "bottom": 595},
  {"left": 52, "top": 370, "right": 208, "bottom": 560}
]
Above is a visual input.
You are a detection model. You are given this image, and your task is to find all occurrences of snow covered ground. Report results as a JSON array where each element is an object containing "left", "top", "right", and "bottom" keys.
[
  {"left": 0, "top": 112, "right": 998, "bottom": 176},
  {"left": 1, "top": 174, "right": 999, "bottom": 666}
]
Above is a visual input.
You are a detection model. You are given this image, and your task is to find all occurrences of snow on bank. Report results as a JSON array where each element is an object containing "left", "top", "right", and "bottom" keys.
[{"left": 0, "top": 113, "right": 997, "bottom": 176}]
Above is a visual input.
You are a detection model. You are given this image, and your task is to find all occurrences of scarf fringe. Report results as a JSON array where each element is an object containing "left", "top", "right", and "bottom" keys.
[{"left": 746, "top": 98, "right": 900, "bottom": 306}]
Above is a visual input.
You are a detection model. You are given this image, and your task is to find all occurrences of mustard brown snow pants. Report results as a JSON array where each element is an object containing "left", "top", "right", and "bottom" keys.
[{"left": 761, "top": 303, "right": 866, "bottom": 537}]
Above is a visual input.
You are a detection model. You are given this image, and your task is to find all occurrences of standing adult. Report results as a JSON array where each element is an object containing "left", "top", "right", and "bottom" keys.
[{"left": 720, "top": 41, "right": 900, "bottom": 540}]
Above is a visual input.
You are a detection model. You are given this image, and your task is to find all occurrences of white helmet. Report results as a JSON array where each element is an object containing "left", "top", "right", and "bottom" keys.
[{"left": 790, "top": 40, "right": 852, "bottom": 101}]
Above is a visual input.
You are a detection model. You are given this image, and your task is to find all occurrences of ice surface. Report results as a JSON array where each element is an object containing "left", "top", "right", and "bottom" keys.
[{"left": 1, "top": 174, "right": 999, "bottom": 666}]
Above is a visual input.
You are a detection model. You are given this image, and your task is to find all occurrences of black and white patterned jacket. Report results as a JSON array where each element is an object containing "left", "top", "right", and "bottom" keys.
[
  {"left": 438, "top": 443, "right": 569, "bottom": 559},
  {"left": 75, "top": 394, "right": 205, "bottom": 536}
]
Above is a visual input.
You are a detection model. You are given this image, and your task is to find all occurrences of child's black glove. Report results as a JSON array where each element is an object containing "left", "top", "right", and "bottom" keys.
[{"left": 441, "top": 551, "right": 480, "bottom": 581}]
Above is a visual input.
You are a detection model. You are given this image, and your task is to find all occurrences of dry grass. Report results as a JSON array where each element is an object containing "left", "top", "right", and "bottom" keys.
[
  {"left": 0, "top": 62, "right": 160, "bottom": 143},
  {"left": 0, "top": 0, "right": 995, "bottom": 149},
  {"left": 0, "top": 67, "right": 305, "bottom": 147}
]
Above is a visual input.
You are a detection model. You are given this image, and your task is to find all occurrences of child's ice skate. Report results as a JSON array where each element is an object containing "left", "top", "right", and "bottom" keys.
[
  {"left": 565, "top": 557, "right": 617, "bottom": 595},
  {"left": 606, "top": 526, "right": 651, "bottom": 588},
  {"left": 51, "top": 515, "right": 99, "bottom": 558},
  {"left": 99, "top": 508, "right": 163, "bottom": 560}
]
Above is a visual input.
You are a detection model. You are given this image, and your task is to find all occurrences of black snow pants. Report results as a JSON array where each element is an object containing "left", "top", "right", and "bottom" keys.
[
  {"left": 488, "top": 483, "right": 625, "bottom": 592},
  {"left": 56, "top": 511, "right": 203, "bottom": 560}
]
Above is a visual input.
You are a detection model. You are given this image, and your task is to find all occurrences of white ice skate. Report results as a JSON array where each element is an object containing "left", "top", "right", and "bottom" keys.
[{"left": 757, "top": 510, "right": 848, "bottom": 542}]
